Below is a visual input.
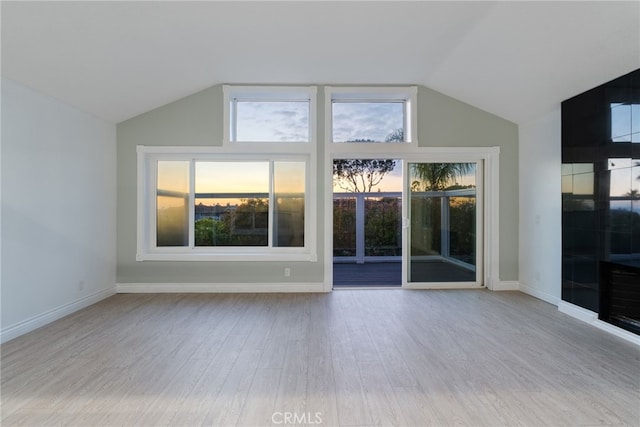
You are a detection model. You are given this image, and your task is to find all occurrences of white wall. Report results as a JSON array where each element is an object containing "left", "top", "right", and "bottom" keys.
[
  {"left": 1, "top": 78, "right": 117, "bottom": 343},
  {"left": 518, "top": 108, "right": 562, "bottom": 305}
]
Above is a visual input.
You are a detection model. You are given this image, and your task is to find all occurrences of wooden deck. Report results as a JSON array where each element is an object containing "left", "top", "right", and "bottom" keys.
[
  {"left": 333, "top": 262, "right": 402, "bottom": 287},
  {"left": 333, "top": 260, "right": 475, "bottom": 287}
]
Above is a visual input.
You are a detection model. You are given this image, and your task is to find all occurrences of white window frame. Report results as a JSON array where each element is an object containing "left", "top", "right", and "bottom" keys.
[
  {"left": 325, "top": 86, "right": 418, "bottom": 144},
  {"left": 223, "top": 85, "right": 318, "bottom": 145},
  {"left": 137, "top": 145, "right": 317, "bottom": 262}
]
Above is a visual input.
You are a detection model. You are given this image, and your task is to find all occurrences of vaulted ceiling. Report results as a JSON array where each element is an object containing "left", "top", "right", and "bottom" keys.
[{"left": 2, "top": 1, "right": 639, "bottom": 124}]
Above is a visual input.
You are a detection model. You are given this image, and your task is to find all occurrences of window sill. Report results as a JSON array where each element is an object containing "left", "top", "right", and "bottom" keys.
[{"left": 136, "top": 251, "right": 318, "bottom": 262}]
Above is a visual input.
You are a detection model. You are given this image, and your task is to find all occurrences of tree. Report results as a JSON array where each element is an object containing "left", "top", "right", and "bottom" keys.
[
  {"left": 194, "top": 217, "right": 232, "bottom": 246},
  {"left": 333, "top": 159, "right": 396, "bottom": 192},
  {"left": 332, "top": 128, "right": 403, "bottom": 192},
  {"left": 385, "top": 128, "right": 404, "bottom": 142},
  {"left": 411, "top": 163, "right": 473, "bottom": 191},
  {"left": 625, "top": 189, "right": 639, "bottom": 199}
]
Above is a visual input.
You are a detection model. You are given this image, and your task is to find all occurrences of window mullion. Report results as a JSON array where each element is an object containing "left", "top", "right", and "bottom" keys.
[
  {"left": 269, "top": 160, "right": 275, "bottom": 249},
  {"left": 189, "top": 158, "right": 196, "bottom": 249},
  {"left": 231, "top": 98, "right": 238, "bottom": 142},
  {"left": 150, "top": 158, "right": 159, "bottom": 251},
  {"left": 403, "top": 101, "right": 408, "bottom": 142}
]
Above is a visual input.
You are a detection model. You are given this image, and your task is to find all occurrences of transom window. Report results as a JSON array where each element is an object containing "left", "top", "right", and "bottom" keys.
[
  {"left": 325, "top": 86, "right": 417, "bottom": 143},
  {"left": 223, "top": 86, "right": 317, "bottom": 144}
]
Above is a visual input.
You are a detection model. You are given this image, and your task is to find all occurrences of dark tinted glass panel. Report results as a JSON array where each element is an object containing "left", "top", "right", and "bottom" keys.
[{"left": 561, "top": 69, "right": 640, "bottom": 312}]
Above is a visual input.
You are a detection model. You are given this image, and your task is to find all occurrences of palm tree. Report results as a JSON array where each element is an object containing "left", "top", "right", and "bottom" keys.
[
  {"left": 625, "top": 189, "right": 639, "bottom": 200},
  {"left": 411, "top": 162, "right": 473, "bottom": 191}
]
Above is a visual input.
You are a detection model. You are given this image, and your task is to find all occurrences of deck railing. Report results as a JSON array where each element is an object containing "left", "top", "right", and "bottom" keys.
[{"left": 333, "top": 189, "right": 476, "bottom": 271}]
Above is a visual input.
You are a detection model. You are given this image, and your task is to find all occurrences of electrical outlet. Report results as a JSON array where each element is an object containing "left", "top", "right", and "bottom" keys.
[
  {"left": 284, "top": 268, "right": 291, "bottom": 277},
  {"left": 78, "top": 280, "right": 85, "bottom": 291}
]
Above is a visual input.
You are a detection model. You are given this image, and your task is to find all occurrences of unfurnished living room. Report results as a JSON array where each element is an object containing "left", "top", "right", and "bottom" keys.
[{"left": 1, "top": 1, "right": 639, "bottom": 426}]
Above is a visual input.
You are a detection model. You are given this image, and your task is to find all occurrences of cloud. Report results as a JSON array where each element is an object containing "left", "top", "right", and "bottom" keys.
[
  {"left": 234, "top": 100, "right": 405, "bottom": 143},
  {"left": 236, "top": 101, "right": 309, "bottom": 142},
  {"left": 332, "top": 102, "right": 403, "bottom": 142}
]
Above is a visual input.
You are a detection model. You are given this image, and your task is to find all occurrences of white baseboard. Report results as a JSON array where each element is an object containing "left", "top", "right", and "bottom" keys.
[
  {"left": 116, "top": 282, "right": 326, "bottom": 293},
  {"left": 519, "top": 282, "right": 560, "bottom": 305},
  {"left": 1, "top": 287, "right": 116, "bottom": 344},
  {"left": 558, "top": 301, "right": 640, "bottom": 346},
  {"left": 558, "top": 300, "right": 598, "bottom": 322},
  {"left": 492, "top": 280, "right": 519, "bottom": 291}
]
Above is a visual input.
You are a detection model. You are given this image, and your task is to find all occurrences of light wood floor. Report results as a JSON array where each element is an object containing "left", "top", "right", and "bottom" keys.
[{"left": 1, "top": 290, "right": 639, "bottom": 426}]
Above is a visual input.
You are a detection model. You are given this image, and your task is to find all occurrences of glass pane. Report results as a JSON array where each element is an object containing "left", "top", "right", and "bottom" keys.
[
  {"left": 157, "top": 161, "right": 189, "bottom": 247},
  {"left": 364, "top": 196, "right": 402, "bottom": 256},
  {"left": 234, "top": 101, "right": 309, "bottom": 142},
  {"left": 562, "top": 175, "right": 573, "bottom": 194},
  {"left": 573, "top": 172, "right": 594, "bottom": 195},
  {"left": 633, "top": 160, "right": 640, "bottom": 256},
  {"left": 274, "top": 162, "right": 305, "bottom": 247},
  {"left": 333, "top": 159, "right": 399, "bottom": 192},
  {"left": 409, "top": 194, "right": 441, "bottom": 256},
  {"left": 409, "top": 162, "right": 477, "bottom": 283},
  {"left": 332, "top": 102, "right": 404, "bottom": 143},
  {"left": 561, "top": 163, "right": 573, "bottom": 176},
  {"left": 194, "top": 162, "right": 269, "bottom": 246},
  {"left": 611, "top": 103, "right": 632, "bottom": 140},
  {"left": 611, "top": 158, "right": 640, "bottom": 262},
  {"left": 610, "top": 167, "right": 632, "bottom": 198},
  {"left": 633, "top": 104, "right": 640, "bottom": 135},
  {"left": 333, "top": 198, "right": 356, "bottom": 257},
  {"left": 449, "top": 196, "right": 476, "bottom": 266}
]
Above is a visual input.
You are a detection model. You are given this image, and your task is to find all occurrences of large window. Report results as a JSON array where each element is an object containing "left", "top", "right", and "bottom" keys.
[
  {"left": 138, "top": 148, "right": 315, "bottom": 261},
  {"left": 325, "top": 86, "right": 417, "bottom": 143}
]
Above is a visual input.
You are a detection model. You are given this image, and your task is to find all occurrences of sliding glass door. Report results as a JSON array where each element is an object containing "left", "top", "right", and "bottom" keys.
[{"left": 405, "top": 161, "right": 483, "bottom": 287}]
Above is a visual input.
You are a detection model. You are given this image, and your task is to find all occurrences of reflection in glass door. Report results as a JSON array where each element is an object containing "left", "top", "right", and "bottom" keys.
[{"left": 407, "top": 162, "right": 482, "bottom": 286}]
